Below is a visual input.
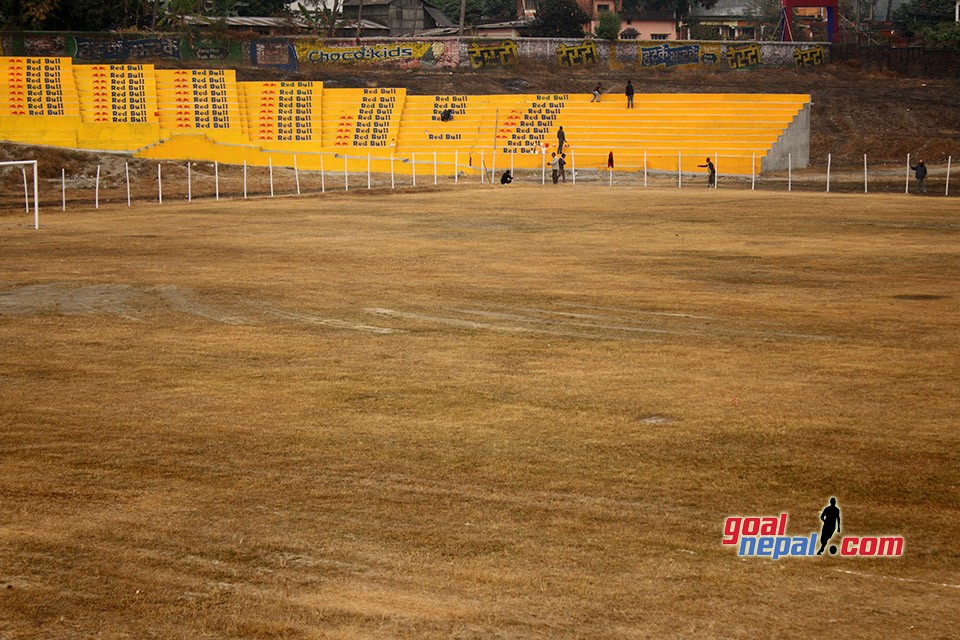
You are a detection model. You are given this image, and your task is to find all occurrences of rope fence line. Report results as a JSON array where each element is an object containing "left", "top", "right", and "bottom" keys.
[{"left": 2, "top": 151, "right": 957, "bottom": 221}]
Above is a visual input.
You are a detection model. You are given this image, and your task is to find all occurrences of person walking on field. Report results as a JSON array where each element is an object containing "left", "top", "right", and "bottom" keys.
[
  {"left": 625, "top": 80, "right": 634, "bottom": 109},
  {"left": 550, "top": 152, "right": 560, "bottom": 184},
  {"left": 698, "top": 157, "right": 716, "bottom": 188},
  {"left": 911, "top": 159, "right": 928, "bottom": 194},
  {"left": 556, "top": 126, "right": 566, "bottom": 154}
]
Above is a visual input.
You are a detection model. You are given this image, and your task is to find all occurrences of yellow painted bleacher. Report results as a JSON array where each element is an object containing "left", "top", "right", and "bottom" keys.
[
  {"left": 0, "top": 56, "right": 810, "bottom": 178},
  {"left": 0, "top": 57, "right": 80, "bottom": 147},
  {"left": 73, "top": 63, "right": 160, "bottom": 150}
]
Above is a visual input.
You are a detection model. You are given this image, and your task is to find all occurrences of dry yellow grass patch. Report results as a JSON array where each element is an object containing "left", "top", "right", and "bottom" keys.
[{"left": 1, "top": 185, "right": 958, "bottom": 639}]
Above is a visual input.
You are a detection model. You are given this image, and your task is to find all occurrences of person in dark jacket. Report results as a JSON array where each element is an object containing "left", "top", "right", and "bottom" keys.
[
  {"left": 698, "top": 157, "right": 716, "bottom": 188},
  {"left": 625, "top": 80, "right": 634, "bottom": 109},
  {"left": 556, "top": 126, "right": 566, "bottom": 154},
  {"left": 500, "top": 170, "right": 513, "bottom": 185},
  {"left": 911, "top": 159, "right": 928, "bottom": 194}
]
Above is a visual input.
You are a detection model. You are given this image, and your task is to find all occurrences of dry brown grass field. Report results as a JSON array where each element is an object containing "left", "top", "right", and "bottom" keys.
[{"left": 1, "top": 183, "right": 958, "bottom": 639}]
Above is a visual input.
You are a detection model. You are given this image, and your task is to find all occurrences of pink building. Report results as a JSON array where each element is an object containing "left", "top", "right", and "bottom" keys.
[{"left": 517, "top": 0, "right": 677, "bottom": 39}]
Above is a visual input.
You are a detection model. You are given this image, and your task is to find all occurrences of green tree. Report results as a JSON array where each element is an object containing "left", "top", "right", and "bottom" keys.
[
  {"left": 894, "top": 0, "right": 956, "bottom": 36},
  {"left": 430, "top": 0, "right": 515, "bottom": 26},
  {"left": 594, "top": 9, "right": 621, "bottom": 39},
  {"left": 526, "top": 0, "right": 590, "bottom": 38},
  {"left": 0, "top": 0, "right": 152, "bottom": 29}
]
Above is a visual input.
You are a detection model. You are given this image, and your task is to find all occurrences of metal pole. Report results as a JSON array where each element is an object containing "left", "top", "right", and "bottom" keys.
[
  {"left": 243, "top": 160, "right": 247, "bottom": 199},
  {"left": 391, "top": 154, "right": 395, "bottom": 189},
  {"left": 643, "top": 151, "right": 647, "bottom": 187},
  {"left": 320, "top": 154, "right": 325, "bottom": 193},
  {"left": 344, "top": 154, "right": 349, "bottom": 191},
  {"left": 95, "top": 164, "right": 101, "bottom": 208},
  {"left": 905, "top": 153, "right": 910, "bottom": 194},
  {"left": 158, "top": 163, "right": 162, "bottom": 204},
  {"left": 678, "top": 150, "right": 682, "bottom": 189},
  {"left": 788, "top": 153, "right": 792, "bottom": 192},
  {"left": 454, "top": 150, "right": 458, "bottom": 184},
  {"left": 751, "top": 153, "right": 756, "bottom": 190},
  {"left": 295, "top": 155, "right": 301, "bottom": 195},
  {"left": 215, "top": 161, "right": 220, "bottom": 201},
  {"left": 412, "top": 152, "right": 416, "bottom": 187},
  {"left": 827, "top": 154, "right": 831, "bottom": 193},
  {"left": 480, "top": 150, "right": 485, "bottom": 184},
  {"left": 541, "top": 149, "right": 546, "bottom": 185},
  {"left": 490, "top": 150, "right": 495, "bottom": 186},
  {"left": 864, "top": 154, "right": 868, "bottom": 193},
  {"left": 269, "top": 157, "right": 274, "bottom": 197},
  {"left": 22, "top": 168, "right": 28, "bottom": 213},
  {"left": 571, "top": 150, "right": 576, "bottom": 185},
  {"left": 946, "top": 156, "right": 952, "bottom": 196},
  {"left": 125, "top": 162, "right": 131, "bottom": 207},
  {"left": 434, "top": 150, "right": 438, "bottom": 185},
  {"left": 367, "top": 153, "right": 371, "bottom": 190},
  {"left": 62, "top": 167, "right": 66, "bottom": 211},
  {"left": 187, "top": 162, "right": 191, "bottom": 203},
  {"left": 32, "top": 162, "right": 38, "bottom": 230}
]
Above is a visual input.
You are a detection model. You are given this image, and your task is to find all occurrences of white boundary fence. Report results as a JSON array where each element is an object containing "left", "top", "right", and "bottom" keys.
[{"left": 5, "top": 152, "right": 957, "bottom": 227}]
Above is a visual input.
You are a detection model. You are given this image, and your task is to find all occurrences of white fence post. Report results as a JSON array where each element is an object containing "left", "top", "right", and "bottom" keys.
[
  {"left": 320, "top": 154, "right": 325, "bottom": 193},
  {"left": 864, "top": 154, "right": 868, "bottom": 193},
  {"left": 62, "top": 168, "right": 66, "bottom": 211},
  {"left": 391, "top": 153, "right": 395, "bottom": 189},
  {"left": 95, "top": 165, "right": 101, "bottom": 208},
  {"left": 21, "top": 168, "right": 28, "bottom": 213},
  {"left": 480, "top": 149, "right": 485, "bottom": 184},
  {"left": 751, "top": 153, "right": 756, "bottom": 190},
  {"left": 295, "top": 155, "right": 301, "bottom": 195},
  {"left": 946, "top": 156, "right": 952, "bottom": 196},
  {"left": 186, "top": 162, "right": 191, "bottom": 202},
  {"left": 434, "top": 150, "right": 438, "bottom": 185},
  {"left": 541, "top": 148, "right": 546, "bottom": 185},
  {"left": 158, "top": 163, "right": 163, "bottom": 204},
  {"left": 269, "top": 157, "right": 275, "bottom": 197},
  {"left": 678, "top": 150, "right": 682, "bottom": 188},
  {"left": 454, "top": 150, "right": 458, "bottom": 184},
  {"left": 343, "top": 154, "right": 348, "bottom": 191},
  {"left": 412, "top": 152, "right": 416, "bottom": 187},
  {"left": 125, "top": 162, "right": 131, "bottom": 207},
  {"left": 905, "top": 153, "right": 910, "bottom": 194},
  {"left": 826, "top": 154, "right": 831, "bottom": 193},
  {"left": 32, "top": 162, "right": 38, "bottom": 229},
  {"left": 715, "top": 152, "right": 720, "bottom": 189},
  {"left": 643, "top": 151, "right": 647, "bottom": 187},
  {"left": 367, "top": 153, "right": 371, "bottom": 190},
  {"left": 215, "top": 161, "right": 219, "bottom": 201},
  {"left": 571, "top": 150, "right": 576, "bottom": 185},
  {"left": 788, "top": 153, "right": 792, "bottom": 192},
  {"left": 243, "top": 160, "right": 248, "bottom": 199}
]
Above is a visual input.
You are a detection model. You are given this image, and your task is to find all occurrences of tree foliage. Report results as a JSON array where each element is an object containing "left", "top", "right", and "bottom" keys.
[
  {"left": 526, "top": 0, "right": 590, "bottom": 38},
  {"left": 894, "top": 0, "right": 957, "bottom": 36},
  {"left": 621, "top": 0, "right": 717, "bottom": 18},
  {"left": 594, "top": 10, "right": 621, "bottom": 39},
  {"left": 0, "top": 0, "right": 152, "bottom": 29},
  {"left": 430, "top": 0, "right": 516, "bottom": 26}
]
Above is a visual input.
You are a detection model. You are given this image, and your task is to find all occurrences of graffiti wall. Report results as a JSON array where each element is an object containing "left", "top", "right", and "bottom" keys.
[
  {"left": 0, "top": 32, "right": 829, "bottom": 71},
  {"left": 293, "top": 39, "right": 456, "bottom": 68}
]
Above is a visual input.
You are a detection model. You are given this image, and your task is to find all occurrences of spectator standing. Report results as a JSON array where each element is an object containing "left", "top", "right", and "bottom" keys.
[
  {"left": 559, "top": 153, "right": 567, "bottom": 182},
  {"left": 698, "top": 157, "right": 716, "bottom": 188},
  {"left": 550, "top": 153, "right": 560, "bottom": 184},
  {"left": 911, "top": 159, "right": 928, "bottom": 194},
  {"left": 625, "top": 80, "right": 634, "bottom": 109},
  {"left": 556, "top": 126, "right": 566, "bottom": 154}
]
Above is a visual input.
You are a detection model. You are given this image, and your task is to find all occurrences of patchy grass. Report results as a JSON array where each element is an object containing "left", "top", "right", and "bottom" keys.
[{"left": 1, "top": 186, "right": 958, "bottom": 638}]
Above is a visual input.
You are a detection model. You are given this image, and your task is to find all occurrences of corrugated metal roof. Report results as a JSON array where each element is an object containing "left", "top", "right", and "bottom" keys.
[{"left": 183, "top": 15, "right": 307, "bottom": 27}]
